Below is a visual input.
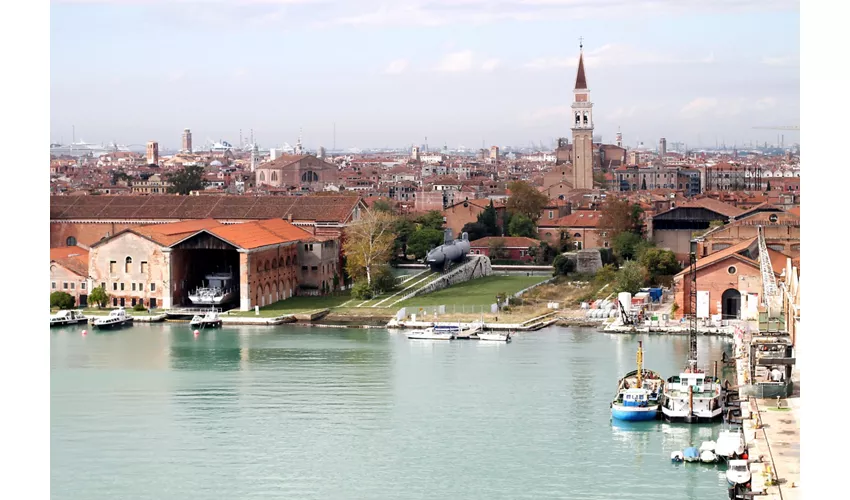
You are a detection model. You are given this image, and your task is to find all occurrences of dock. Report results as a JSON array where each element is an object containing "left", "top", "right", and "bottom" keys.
[{"left": 733, "top": 325, "right": 800, "bottom": 499}]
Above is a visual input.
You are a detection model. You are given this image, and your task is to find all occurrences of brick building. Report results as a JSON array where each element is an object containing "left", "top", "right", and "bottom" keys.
[
  {"left": 469, "top": 236, "right": 539, "bottom": 262},
  {"left": 49, "top": 194, "right": 365, "bottom": 248},
  {"left": 695, "top": 205, "right": 800, "bottom": 260},
  {"left": 537, "top": 210, "right": 607, "bottom": 250},
  {"left": 256, "top": 154, "right": 339, "bottom": 191},
  {"left": 50, "top": 246, "right": 90, "bottom": 307}
]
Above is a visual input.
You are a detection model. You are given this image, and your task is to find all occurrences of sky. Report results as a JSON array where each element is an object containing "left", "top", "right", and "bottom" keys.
[{"left": 50, "top": 0, "right": 800, "bottom": 151}]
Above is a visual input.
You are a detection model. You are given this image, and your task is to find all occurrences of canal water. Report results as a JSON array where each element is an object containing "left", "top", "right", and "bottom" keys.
[{"left": 51, "top": 324, "right": 734, "bottom": 499}]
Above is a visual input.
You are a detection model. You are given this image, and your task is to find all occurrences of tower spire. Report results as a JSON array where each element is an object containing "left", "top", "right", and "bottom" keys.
[{"left": 575, "top": 40, "right": 588, "bottom": 90}]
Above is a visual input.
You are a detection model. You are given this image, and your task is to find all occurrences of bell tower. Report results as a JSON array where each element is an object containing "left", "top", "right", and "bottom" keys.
[{"left": 571, "top": 39, "right": 594, "bottom": 190}]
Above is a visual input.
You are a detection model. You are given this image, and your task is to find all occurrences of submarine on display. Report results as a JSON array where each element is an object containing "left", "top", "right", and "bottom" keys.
[{"left": 425, "top": 230, "right": 471, "bottom": 271}]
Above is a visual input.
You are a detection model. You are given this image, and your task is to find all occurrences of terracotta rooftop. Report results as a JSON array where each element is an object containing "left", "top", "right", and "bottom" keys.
[
  {"left": 50, "top": 195, "right": 363, "bottom": 224},
  {"left": 543, "top": 210, "right": 604, "bottom": 228},
  {"left": 133, "top": 219, "right": 223, "bottom": 246},
  {"left": 207, "top": 219, "right": 315, "bottom": 250},
  {"left": 679, "top": 197, "right": 745, "bottom": 218},
  {"left": 674, "top": 238, "right": 760, "bottom": 278},
  {"left": 50, "top": 246, "right": 89, "bottom": 277}
]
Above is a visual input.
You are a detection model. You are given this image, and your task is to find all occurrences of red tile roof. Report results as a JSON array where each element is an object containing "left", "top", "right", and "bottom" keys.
[
  {"left": 542, "top": 210, "right": 604, "bottom": 228},
  {"left": 679, "top": 197, "right": 744, "bottom": 218},
  {"left": 50, "top": 246, "right": 89, "bottom": 277},
  {"left": 206, "top": 219, "right": 316, "bottom": 250}
]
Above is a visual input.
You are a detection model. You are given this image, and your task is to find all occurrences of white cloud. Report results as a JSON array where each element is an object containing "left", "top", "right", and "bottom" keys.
[
  {"left": 524, "top": 43, "right": 715, "bottom": 70},
  {"left": 480, "top": 58, "right": 500, "bottom": 71},
  {"left": 681, "top": 96, "right": 779, "bottom": 119},
  {"left": 435, "top": 50, "right": 474, "bottom": 72},
  {"left": 384, "top": 59, "right": 409, "bottom": 75}
]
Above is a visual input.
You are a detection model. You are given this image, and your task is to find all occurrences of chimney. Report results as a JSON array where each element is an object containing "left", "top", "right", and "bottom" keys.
[{"left": 287, "top": 214, "right": 293, "bottom": 222}]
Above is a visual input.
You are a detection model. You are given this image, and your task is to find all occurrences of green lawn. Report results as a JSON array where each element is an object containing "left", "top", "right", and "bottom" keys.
[
  {"left": 396, "top": 275, "right": 549, "bottom": 308},
  {"left": 226, "top": 292, "right": 352, "bottom": 317}
]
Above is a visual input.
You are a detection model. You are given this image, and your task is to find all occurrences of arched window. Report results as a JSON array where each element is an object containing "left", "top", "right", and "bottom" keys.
[
  {"left": 264, "top": 260, "right": 270, "bottom": 271},
  {"left": 259, "top": 171, "right": 266, "bottom": 181},
  {"left": 301, "top": 171, "right": 319, "bottom": 183},
  {"left": 257, "top": 262, "right": 263, "bottom": 272},
  {"left": 66, "top": 236, "right": 77, "bottom": 247},
  {"left": 285, "top": 256, "right": 290, "bottom": 266},
  {"left": 574, "top": 233, "right": 581, "bottom": 238},
  {"left": 125, "top": 256, "right": 132, "bottom": 273},
  {"left": 272, "top": 259, "right": 277, "bottom": 269},
  {"left": 271, "top": 171, "right": 278, "bottom": 182}
]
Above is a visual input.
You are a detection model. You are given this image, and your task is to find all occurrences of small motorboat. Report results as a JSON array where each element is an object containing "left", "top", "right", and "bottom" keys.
[
  {"left": 407, "top": 328, "right": 453, "bottom": 340},
  {"left": 92, "top": 307, "right": 133, "bottom": 330},
  {"left": 683, "top": 447, "right": 700, "bottom": 463},
  {"left": 50, "top": 309, "right": 87, "bottom": 327},
  {"left": 671, "top": 451, "right": 684, "bottom": 463},
  {"left": 725, "top": 459, "right": 751, "bottom": 487},
  {"left": 715, "top": 430, "right": 746, "bottom": 459},
  {"left": 700, "top": 450, "right": 717, "bottom": 463},
  {"left": 478, "top": 331, "right": 512, "bottom": 342},
  {"left": 190, "top": 311, "right": 222, "bottom": 329},
  {"left": 699, "top": 441, "right": 716, "bottom": 452}
]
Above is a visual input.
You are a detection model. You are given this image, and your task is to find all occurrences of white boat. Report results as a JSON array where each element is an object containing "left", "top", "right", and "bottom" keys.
[
  {"left": 699, "top": 440, "right": 716, "bottom": 452},
  {"left": 188, "top": 270, "right": 237, "bottom": 306},
  {"left": 660, "top": 369, "right": 724, "bottom": 422},
  {"left": 700, "top": 450, "right": 717, "bottom": 463},
  {"left": 671, "top": 451, "right": 684, "bottom": 463},
  {"left": 407, "top": 328, "right": 453, "bottom": 340},
  {"left": 478, "top": 331, "right": 511, "bottom": 342},
  {"left": 725, "top": 459, "right": 751, "bottom": 486},
  {"left": 715, "top": 430, "right": 746, "bottom": 459},
  {"left": 92, "top": 308, "right": 133, "bottom": 329},
  {"left": 190, "top": 311, "right": 222, "bottom": 329},
  {"left": 50, "top": 309, "right": 87, "bottom": 327}
]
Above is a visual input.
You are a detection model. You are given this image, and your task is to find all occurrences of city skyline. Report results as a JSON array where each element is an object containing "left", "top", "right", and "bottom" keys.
[{"left": 51, "top": 0, "right": 800, "bottom": 150}]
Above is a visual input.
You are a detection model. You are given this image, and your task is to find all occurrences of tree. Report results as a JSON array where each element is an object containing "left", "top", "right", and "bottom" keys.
[
  {"left": 488, "top": 238, "right": 509, "bottom": 260},
  {"left": 639, "top": 248, "right": 682, "bottom": 284},
  {"left": 416, "top": 211, "right": 445, "bottom": 231},
  {"left": 407, "top": 227, "right": 445, "bottom": 260},
  {"left": 393, "top": 217, "right": 416, "bottom": 257},
  {"left": 461, "top": 222, "right": 488, "bottom": 242},
  {"left": 593, "top": 169, "right": 607, "bottom": 187},
  {"left": 616, "top": 260, "right": 649, "bottom": 294},
  {"left": 612, "top": 232, "right": 645, "bottom": 261},
  {"left": 529, "top": 241, "right": 556, "bottom": 265},
  {"left": 506, "top": 181, "right": 549, "bottom": 222},
  {"left": 552, "top": 254, "right": 576, "bottom": 276},
  {"left": 557, "top": 229, "right": 572, "bottom": 253},
  {"left": 641, "top": 178, "right": 647, "bottom": 190},
  {"left": 372, "top": 265, "right": 397, "bottom": 293},
  {"left": 343, "top": 210, "right": 396, "bottom": 286},
  {"left": 477, "top": 200, "right": 500, "bottom": 236},
  {"left": 166, "top": 164, "right": 205, "bottom": 195},
  {"left": 50, "top": 291, "right": 75, "bottom": 309},
  {"left": 351, "top": 280, "right": 374, "bottom": 300},
  {"left": 508, "top": 213, "right": 537, "bottom": 238},
  {"left": 594, "top": 264, "right": 617, "bottom": 286},
  {"left": 372, "top": 200, "right": 394, "bottom": 214},
  {"left": 88, "top": 286, "right": 109, "bottom": 308},
  {"left": 600, "top": 198, "right": 644, "bottom": 238}
]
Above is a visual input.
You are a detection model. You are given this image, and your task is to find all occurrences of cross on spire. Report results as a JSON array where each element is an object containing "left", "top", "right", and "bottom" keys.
[{"left": 579, "top": 36, "right": 583, "bottom": 51}]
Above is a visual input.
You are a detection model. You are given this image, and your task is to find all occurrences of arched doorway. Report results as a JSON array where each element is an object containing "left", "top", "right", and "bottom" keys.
[{"left": 721, "top": 289, "right": 741, "bottom": 319}]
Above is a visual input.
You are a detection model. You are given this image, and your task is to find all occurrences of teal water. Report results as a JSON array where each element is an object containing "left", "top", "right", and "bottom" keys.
[{"left": 51, "top": 325, "right": 734, "bottom": 499}]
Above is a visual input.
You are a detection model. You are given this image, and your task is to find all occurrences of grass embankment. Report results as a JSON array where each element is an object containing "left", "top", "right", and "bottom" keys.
[
  {"left": 397, "top": 275, "right": 549, "bottom": 308},
  {"left": 225, "top": 293, "right": 353, "bottom": 317}
]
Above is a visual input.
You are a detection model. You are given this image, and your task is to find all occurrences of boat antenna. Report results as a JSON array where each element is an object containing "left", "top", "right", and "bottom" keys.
[{"left": 636, "top": 340, "right": 643, "bottom": 388}]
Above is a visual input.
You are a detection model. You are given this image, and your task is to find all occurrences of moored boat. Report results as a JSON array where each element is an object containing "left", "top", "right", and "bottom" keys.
[
  {"left": 407, "top": 328, "right": 453, "bottom": 340},
  {"left": 659, "top": 369, "right": 724, "bottom": 423},
  {"left": 725, "top": 459, "right": 751, "bottom": 487},
  {"left": 611, "top": 341, "right": 665, "bottom": 421},
  {"left": 683, "top": 447, "right": 700, "bottom": 463},
  {"left": 92, "top": 308, "right": 133, "bottom": 329},
  {"left": 50, "top": 309, "right": 87, "bottom": 327},
  {"left": 188, "top": 270, "right": 237, "bottom": 306},
  {"left": 715, "top": 429, "right": 746, "bottom": 459},
  {"left": 190, "top": 311, "right": 222, "bottom": 329},
  {"left": 700, "top": 450, "right": 717, "bottom": 463},
  {"left": 671, "top": 451, "right": 684, "bottom": 463},
  {"left": 478, "top": 331, "right": 511, "bottom": 342}
]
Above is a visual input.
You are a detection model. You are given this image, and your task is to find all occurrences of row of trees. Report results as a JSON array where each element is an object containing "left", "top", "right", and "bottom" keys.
[{"left": 50, "top": 286, "right": 111, "bottom": 310}]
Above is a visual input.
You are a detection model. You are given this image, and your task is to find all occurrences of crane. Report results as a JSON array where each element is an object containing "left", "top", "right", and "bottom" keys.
[{"left": 757, "top": 225, "right": 783, "bottom": 319}]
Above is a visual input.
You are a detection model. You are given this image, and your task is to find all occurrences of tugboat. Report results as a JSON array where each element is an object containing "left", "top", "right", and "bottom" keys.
[
  {"left": 92, "top": 308, "right": 133, "bottom": 330},
  {"left": 188, "top": 269, "right": 236, "bottom": 306},
  {"left": 611, "top": 341, "right": 665, "bottom": 421},
  {"left": 50, "top": 309, "right": 87, "bottom": 327},
  {"left": 190, "top": 310, "right": 223, "bottom": 329}
]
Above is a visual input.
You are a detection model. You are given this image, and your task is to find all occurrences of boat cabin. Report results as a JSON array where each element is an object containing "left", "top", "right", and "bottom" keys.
[{"left": 618, "top": 388, "right": 651, "bottom": 407}]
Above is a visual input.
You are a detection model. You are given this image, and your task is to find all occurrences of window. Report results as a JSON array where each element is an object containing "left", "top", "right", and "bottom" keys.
[
  {"left": 120, "top": 283, "right": 125, "bottom": 291},
  {"left": 131, "top": 298, "right": 137, "bottom": 306},
  {"left": 81, "top": 282, "right": 86, "bottom": 290},
  {"left": 63, "top": 282, "right": 68, "bottom": 289},
  {"left": 120, "top": 298, "right": 125, "bottom": 307},
  {"left": 150, "top": 298, "right": 157, "bottom": 308},
  {"left": 110, "top": 261, "right": 117, "bottom": 273},
  {"left": 101, "top": 282, "right": 106, "bottom": 290},
  {"left": 131, "top": 283, "right": 135, "bottom": 291},
  {"left": 70, "top": 283, "right": 75, "bottom": 290},
  {"left": 141, "top": 261, "right": 148, "bottom": 273},
  {"left": 66, "top": 236, "right": 77, "bottom": 246},
  {"left": 311, "top": 266, "right": 318, "bottom": 271},
  {"left": 259, "top": 171, "right": 266, "bottom": 181},
  {"left": 548, "top": 210, "right": 554, "bottom": 219},
  {"left": 604, "top": 241, "right": 609, "bottom": 248},
  {"left": 302, "top": 266, "right": 308, "bottom": 271},
  {"left": 125, "top": 256, "right": 132, "bottom": 273},
  {"left": 727, "top": 266, "right": 737, "bottom": 275},
  {"left": 271, "top": 171, "right": 278, "bottom": 182},
  {"left": 52, "top": 282, "right": 56, "bottom": 289},
  {"left": 113, "top": 298, "right": 118, "bottom": 306},
  {"left": 151, "top": 283, "right": 156, "bottom": 292}
]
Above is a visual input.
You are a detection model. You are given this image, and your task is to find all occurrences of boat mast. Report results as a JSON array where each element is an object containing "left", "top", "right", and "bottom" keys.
[
  {"left": 688, "top": 240, "right": 698, "bottom": 370},
  {"left": 636, "top": 340, "right": 643, "bottom": 388}
]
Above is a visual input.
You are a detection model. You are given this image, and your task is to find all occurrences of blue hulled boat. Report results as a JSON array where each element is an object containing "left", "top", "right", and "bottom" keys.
[{"left": 611, "top": 341, "right": 665, "bottom": 421}]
